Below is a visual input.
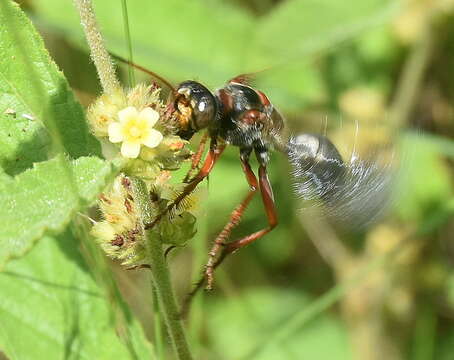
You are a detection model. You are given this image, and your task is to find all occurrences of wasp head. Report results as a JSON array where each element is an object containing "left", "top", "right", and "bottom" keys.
[{"left": 174, "top": 81, "right": 218, "bottom": 139}]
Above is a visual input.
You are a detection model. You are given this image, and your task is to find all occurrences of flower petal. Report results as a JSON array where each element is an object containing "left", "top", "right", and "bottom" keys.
[
  {"left": 118, "top": 106, "right": 138, "bottom": 124},
  {"left": 143, "top": 129, "right": 163, "bottom": 148},
  {"left": 139, "top": 107, "right": 160, "bottom": 127},
  {"left": 121, "top": 141, "right": 141, "bottom": 158},
  {"left": 108, "top": 122, "right": 123, "bottom": 143}
]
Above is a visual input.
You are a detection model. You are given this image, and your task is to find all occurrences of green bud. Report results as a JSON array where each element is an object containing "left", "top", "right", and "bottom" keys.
[
  {"left": 159, "top": 212, "right": 197, "bottom": 245},
  {"left": 123, "top": 159, "right": 161, "bottom": 180}
]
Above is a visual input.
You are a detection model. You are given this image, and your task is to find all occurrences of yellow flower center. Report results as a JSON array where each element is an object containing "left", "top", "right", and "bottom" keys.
[
  {"left": 123, "top": 119, "right": 148, "bottom": 142},
  {"left": 129, "top": 126, "right": 141, "bottom": 137}
]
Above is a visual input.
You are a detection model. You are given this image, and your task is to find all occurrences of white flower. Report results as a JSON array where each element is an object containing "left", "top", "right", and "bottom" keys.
[{"left": 108, "top": 106, "right": 163, "bottom": 158}]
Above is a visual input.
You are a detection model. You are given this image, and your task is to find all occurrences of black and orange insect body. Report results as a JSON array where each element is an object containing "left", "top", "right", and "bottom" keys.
[
  {"left": 116, "top": 54, "right": 393, "bottom": 293},
  {"left": 144, "top": 78, "right": 284, "bottom": 289}
]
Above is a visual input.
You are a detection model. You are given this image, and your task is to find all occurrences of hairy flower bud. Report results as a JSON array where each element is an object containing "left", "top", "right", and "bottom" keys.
[{"left": 91, "top": 174, "right": 147, "bottom": 266}]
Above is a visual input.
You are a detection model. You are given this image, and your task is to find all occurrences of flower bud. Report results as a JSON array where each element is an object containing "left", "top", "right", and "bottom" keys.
[
  {"left": 91, "top": 174, "right": 147, "bottom": 266},
  {"left": 159, "top": 212, "right": 197, "bottom": 245}
]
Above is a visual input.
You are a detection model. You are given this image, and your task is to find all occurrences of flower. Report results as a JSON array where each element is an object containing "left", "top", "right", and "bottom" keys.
[
  {"left": 108, "top": 106, "right": 163, "bottom": 158},
  {"left": 91, "top": 174, "right": 147, "bottom": 266}
]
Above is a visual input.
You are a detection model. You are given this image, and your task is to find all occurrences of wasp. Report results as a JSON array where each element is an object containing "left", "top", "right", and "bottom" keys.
[{"left": 114, "top": 56, "right": 394, "bottom": 294}]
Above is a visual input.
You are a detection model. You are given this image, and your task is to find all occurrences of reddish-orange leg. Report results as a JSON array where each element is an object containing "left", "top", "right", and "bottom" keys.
[
  {"left": 205, "top": 161, "right": 278, "bottom": 289},
  {"left": 181, "top": 152, "right": 278, "bottom": 315},
  {"left": 222, "top": 164, "right": 278, "bottom": 253},
  {"left": 183, "top": 133, "right": 209, "bottom": 183},
  {"left": 205, "top": 150, "right": 259, "bottom": 289},
  {"left": 144, "top": 139, "right": 225, "bottom": 230}
]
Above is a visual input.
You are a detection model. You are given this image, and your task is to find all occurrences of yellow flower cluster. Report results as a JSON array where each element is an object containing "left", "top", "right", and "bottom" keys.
[
  {"left": 91, "top": 174, "right": 146, "bottom": 265},
  {"left": 91, "top": 172, "right": 198, "bottom": 266},
  {"left": 109, "top": 106, "right": 163, "bottom": 158},
  {"left": 87, "top": 84, "right": 173, "bottom": 159},
  {"left": 87, "top": 83, "right": 197, "bottom": 266}
]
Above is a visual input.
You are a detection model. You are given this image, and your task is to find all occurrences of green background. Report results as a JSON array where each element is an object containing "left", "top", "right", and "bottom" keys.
[{"left": 1, "top": 0, "right": 453, "bottom": 359}]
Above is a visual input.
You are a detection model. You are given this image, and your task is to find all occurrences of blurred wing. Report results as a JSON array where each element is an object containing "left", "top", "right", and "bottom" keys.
[
  {"left": 286, "top": 132, "right": 397, "bottom": 229},
  {"left": 228, "top": 73, "right": 255, "bottom": 86}
]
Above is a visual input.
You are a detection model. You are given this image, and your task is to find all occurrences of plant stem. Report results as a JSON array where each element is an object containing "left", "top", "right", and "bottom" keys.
[
  {"left": 73, "top": 0, "right": 121, "bottom": 94},
  {"left": 388, "top": 20, "right": 434, "bottom": 128},
  {"left": 146, "top": 231, "right": 193, "bottom": 360},
  {"left": 121, "top": 0, "right": 136, "bottom": 88},
  {"left": 151, "top": 284, "right": 164, "bottom": 360},
  {"left": 130, "top": 177, "right": 193, "bottom": 360}
]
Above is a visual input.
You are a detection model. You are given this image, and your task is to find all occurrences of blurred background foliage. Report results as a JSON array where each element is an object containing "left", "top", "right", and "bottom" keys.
[{"left": 15, "top": 0, "right": 454, "bottom": 358}]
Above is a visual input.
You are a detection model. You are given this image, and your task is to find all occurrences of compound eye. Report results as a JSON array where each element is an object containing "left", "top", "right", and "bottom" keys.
[{"left": 176, "top": 81, "right": 217, "bottom": 131}]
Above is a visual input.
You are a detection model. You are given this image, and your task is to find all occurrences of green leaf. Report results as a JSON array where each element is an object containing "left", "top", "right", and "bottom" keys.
[
  {"left": 0, "top": 232, "right": 154, "bottom": 360},
  {"left": 32, "top": 0, "right": 398, "bottom": 110},
  {"left": 253, "top": 0, "right": 398, "bottom": 65},
  {"left": 0, "top": 155, "right": 116, "bottom": 269},
  {"left": 0, "top": 0, "right": 101, "bottom": 176},
  {"left": 33, "top": 0, "right": 253, "bottom": 86}
]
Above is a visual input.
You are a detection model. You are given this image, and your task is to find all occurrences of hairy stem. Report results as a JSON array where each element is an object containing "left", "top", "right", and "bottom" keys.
[
  {"left": 146, "top": 232, "right": 193, "bottom": 360},
  {"left": 151, "top": 284, "right": 164, "bottom": 360},
  {"left": 130, "top": 177, "right": 193, "bottom": 360},
  {"left": 73, "top": 0, "right": 121, "bottom": 94}
]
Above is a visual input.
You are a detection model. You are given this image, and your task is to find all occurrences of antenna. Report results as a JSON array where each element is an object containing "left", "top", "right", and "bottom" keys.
[{"left": 111, "top": 52, "right": 176, "bottom": 94}]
